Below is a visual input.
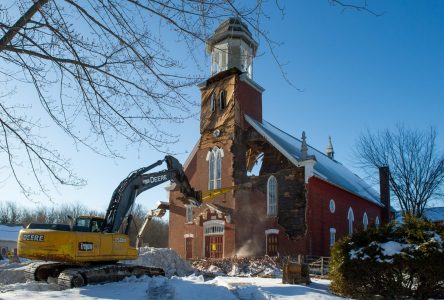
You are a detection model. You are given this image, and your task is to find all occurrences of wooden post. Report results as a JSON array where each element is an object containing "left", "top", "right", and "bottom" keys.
[{"left": 321, "top": 257, "right": 324, "bottom": 276}]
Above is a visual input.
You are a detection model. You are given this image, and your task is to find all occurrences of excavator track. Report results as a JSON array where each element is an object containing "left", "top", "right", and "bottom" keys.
[
  {"left": 24, "top": 261, "right": 73, "bottom": 282},
  {"left": 25, "top": 261, "right": 165, "bottom": 288},
  {"left": 57, "top": 264, "right": 165, "bottom": 288}
]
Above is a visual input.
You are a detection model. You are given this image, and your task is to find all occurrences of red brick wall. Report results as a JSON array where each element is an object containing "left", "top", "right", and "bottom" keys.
[
  {"left": 236, "top": 78, "right": 262, "bottom": 129},
  {"left": 306, "top": 176, "right": 383, "bottom": 256},
  {"left": 168, "top": 141, "right": 236, "bottom": 259}
]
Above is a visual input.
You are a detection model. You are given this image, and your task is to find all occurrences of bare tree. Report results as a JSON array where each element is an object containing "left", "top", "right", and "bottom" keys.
[
  {"left": 0, "top": 0, "right": 276, "bottom": 200},
  {"left": 0, "top": 1, "right": 378, "bottom": 201},
  {"left": 0, "top": 201, "right": 22, "bottom": 223},
  {"left": 355, "top": 125, "right": 444, "bottom": 218}
]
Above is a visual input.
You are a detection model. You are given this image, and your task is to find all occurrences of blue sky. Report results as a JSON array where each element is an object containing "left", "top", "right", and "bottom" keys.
[{"left": 1, "top": 0, "right": 443, "bottom": 212}]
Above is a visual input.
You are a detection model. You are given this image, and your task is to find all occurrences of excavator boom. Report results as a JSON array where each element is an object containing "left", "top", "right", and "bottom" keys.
[{"left": 102, "top": 155, "right": 200, "bottom": 233}]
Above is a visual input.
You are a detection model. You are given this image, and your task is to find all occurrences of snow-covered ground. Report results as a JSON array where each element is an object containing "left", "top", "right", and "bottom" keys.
[
  {"left": 0, "top": 274, "right": 341, "bottom": 299},
  {"left": 0, "top": 247, "right": 343, "bottom": 299}
]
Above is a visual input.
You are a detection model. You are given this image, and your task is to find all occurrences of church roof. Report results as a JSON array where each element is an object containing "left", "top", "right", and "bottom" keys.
[
  {"left": 245, "top": 115, "right": 382, "bottom": 206},
  {"left": 0, "top": 224, "right": 22, "bottom": 242},
  {"left": 424, "top": 207, "right": 444, "bottom": 222}
]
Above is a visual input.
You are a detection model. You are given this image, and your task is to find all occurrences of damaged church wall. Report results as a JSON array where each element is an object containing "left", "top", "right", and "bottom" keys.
[
  {"left": 231, "top": 126, "right": 308, "bottom": 256},
  {"left": 169, "top": 72, "right": 240, "bottom": 259},
  {"left": 227, "top": 75, "right": 308, "bottom": 256},
  {"left": 169, "top": 70, "right": 312, "bottom": 259}
]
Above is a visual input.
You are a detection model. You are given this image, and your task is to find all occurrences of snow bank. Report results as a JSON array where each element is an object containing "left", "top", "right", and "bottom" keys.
[
  {"left": 0, "top": 261, "right": 28, "bottom": 285},
  {"left": 127, "top": 247, "right": 194, "bottom": 277},
  {"left": 0, "top": 275, "right": 339, "bottom": 300}
]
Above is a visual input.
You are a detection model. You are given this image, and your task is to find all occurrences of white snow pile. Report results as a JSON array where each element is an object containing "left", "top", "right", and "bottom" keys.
[
  {"left": 127, "top": 247, "right": 194, "bottom": 277},
  {"left": 0, "top": 260, "right": 28, "bottom": 285}
]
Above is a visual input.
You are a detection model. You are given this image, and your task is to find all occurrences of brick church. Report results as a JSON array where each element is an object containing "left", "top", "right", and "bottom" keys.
[{"left": 168, "top": 18, "right": 391, "bottom": 259}]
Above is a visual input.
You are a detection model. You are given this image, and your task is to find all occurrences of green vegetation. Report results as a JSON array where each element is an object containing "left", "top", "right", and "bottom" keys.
[{"left": 329, "top": 217, "right": 444, "bottom": 299}]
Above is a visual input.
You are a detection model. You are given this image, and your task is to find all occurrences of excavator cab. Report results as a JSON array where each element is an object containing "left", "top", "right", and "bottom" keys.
[{"left": 75, "top": 217, "right": 104, "bottom": 232}]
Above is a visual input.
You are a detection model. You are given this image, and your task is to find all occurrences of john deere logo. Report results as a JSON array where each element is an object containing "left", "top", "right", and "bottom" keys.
[
  {"left": 79, "top": 242, "right": 93, "bottom": 251},
  {"left": 23, "top": 234, "right": 44, "bottom": 242}
]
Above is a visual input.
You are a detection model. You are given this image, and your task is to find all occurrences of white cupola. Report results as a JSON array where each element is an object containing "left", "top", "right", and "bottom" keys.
[{"left": 206, "top": 18, "right": 258, "bottom": 79}]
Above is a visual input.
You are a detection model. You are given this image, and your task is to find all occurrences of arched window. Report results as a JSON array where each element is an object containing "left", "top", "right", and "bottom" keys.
[
  {"left": 185, "top": 205, "right": 193, "bottom": 223},
  {"left": 207, "top": 147, "right": 223, "bottom": 190},
  {"left": 347, "top": 207, "right": 354, "bottom": 236},
  {"left": 215, "top": 150, "right": 222, "bottom": 188},
  {"left": 208, "top": 151, "right": 215, "bottom": 190},
  {"left": 219, "top": 90, "right": 226, "bottom": 110},
  {"left": 267, "top": 176, "right": 277, "bottom": 216},
  {"left": 363, "top": 212, "right": 368, "bottom": 230},
  {"left": 330, "top": 228, "right": 336, "bottom": 246},
  {"left": 375, "top": 216, "right": 380, "bottom": 228},
  {"left": 210, "top": 93, "right": 215, "bottom": 112}
]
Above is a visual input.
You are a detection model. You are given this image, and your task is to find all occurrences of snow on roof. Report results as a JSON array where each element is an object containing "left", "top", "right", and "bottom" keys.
[
  {"left": 245, "top": 115, "right": 382, "bottom": 206},
  {"left": 424, "top": 207, "right": 444, "bottom": 222},
  {"left": 0, "top": 224, "right": 22, "bottom": 242}
]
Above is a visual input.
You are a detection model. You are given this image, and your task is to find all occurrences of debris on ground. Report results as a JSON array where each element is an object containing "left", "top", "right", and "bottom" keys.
[{"left": 191, "top": 256, "right": 286, "bottom": 278}]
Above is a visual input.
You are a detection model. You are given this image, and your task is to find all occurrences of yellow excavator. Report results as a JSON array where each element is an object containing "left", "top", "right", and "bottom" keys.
[{"left": 18, "top": 156, "right": 209, "bottom": 288}]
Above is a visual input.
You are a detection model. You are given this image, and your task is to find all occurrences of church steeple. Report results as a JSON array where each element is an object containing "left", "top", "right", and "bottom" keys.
[{"left": 206, "top": 18, "right": 258, "bottom": 79}]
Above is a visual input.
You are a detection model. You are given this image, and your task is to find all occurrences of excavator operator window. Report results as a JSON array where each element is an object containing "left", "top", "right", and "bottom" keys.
[
  {"left": 76, "top": 218, "right": 91, "bottom": 228},
  {"left": 91, "top": 221, "right": 99, "bottom": 232}
]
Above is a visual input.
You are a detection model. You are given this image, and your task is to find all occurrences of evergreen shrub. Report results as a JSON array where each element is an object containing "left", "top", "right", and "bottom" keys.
[{"left": 329, "top": 217, "right": 444, "bottom": 299}]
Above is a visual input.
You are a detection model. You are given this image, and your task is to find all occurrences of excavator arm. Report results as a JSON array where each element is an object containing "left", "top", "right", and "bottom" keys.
[{"left": 101, "top": 156, "right": 201, "bottom": 233}]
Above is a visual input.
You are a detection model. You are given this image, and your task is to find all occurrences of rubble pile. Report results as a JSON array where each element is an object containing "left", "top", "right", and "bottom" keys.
[
  {"left": 128, "top": 247, "right": 195, "bottom": 277},
  {"left": 191, "top": 256, "right": 286, "bottom": 278}
]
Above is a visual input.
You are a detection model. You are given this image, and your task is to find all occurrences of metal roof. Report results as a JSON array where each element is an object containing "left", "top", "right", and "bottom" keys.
[
  {"left": 424, "top": 207, "right": 444, "bottom": 222},
  {"left": 245, "top": 115, "right": 382, "bottom": 206},
  {"left": 0, "top": 224, "right": 22, "bottom": 242}
]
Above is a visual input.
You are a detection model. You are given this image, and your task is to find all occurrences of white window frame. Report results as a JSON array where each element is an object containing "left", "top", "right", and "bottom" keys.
[
  {"left": 347, "top": 207, "right": 354, "bottom": 236},
  {"left": 330, "top": 228, "right": 336, "bottom": 246},
  {"left": 185, "top": 205, "right": 193, "bottom": 223},
  {"left": 363, "top": 212, "right": 368, "bottom": 230},
  {"left": 267, "top": 175, "right": 278, "bottom": 216},
  {"left": 203, "top": 220, "right": 225, "bottom": 236},
  {"left": 240, "top": 40, "right": 253, "bottom": 78},
  {"left": 207, "top": 147, "right": 223, "bottom": 190},
  {"left": 211, "top": 44, "right": 228, "bottom": 75},
  {"left": 375, "top": 216, "right": 380, "bottom": 228}
]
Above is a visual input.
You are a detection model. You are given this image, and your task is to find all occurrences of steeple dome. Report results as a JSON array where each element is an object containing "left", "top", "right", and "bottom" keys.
[{"left": 206, "top": 18, "right": 258, "bottom": 79}]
